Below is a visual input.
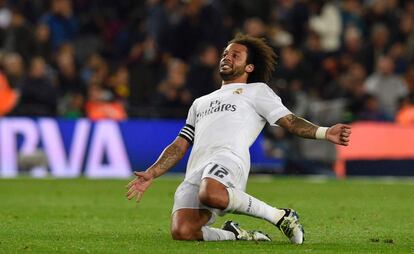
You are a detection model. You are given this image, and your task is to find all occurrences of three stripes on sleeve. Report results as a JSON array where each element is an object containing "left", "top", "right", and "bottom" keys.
[{"left": 178, "top": 124, "right": 195, "bottom": 144}]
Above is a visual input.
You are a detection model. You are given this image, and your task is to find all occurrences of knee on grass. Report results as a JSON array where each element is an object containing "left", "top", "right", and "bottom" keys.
[{"left": 171, "top": 225, "right": 200, "bottom": 241}]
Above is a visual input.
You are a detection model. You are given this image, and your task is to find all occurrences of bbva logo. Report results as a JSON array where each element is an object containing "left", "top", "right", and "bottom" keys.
[{"left": 0, "top": 118, "right": 131, "bottom": 178}]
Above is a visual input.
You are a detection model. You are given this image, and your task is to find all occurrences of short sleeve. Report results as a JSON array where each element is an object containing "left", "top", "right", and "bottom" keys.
[
  {"left": 178, "top": 103, "right": 196, "bottom": 144},
  {"left": 254, "top": 84, "right": 291, "bottom": 125}
]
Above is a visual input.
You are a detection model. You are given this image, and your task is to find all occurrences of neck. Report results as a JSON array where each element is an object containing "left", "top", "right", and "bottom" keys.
[{"left": 222, "top": 76, "right": 248, "bottom": 85}]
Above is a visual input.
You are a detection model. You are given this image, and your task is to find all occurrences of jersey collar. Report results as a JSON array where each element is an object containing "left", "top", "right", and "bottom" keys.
[{"left": 220, "top": 83, "right": 247, "bottom": 90}]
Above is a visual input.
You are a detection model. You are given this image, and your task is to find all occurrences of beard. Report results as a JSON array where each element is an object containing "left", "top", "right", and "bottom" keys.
[{"left": 219, "top": 64, "right": 246, "bottom": 81}]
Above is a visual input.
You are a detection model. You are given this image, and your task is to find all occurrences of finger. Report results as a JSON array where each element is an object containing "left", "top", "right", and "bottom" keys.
[
  {"left": 341, "top": 133, "right": 350, "bottom": 138},
  {"left": 126, "top": 178, "right": 138, "bottom": 189},
  {"left": 340, "top": 139, "right": 349, "bottom": 146},
  {"left": 125, "top": 187, "right": 138, "bottom": 198},
  {"left": 341, "top": 137, "right": 350, "bottom": 142},
  {"left": 127, "top": 189, "right": 138, "bottom": 200},
  {"left": 343, "top": 129, "right": 352, "bottom": 135},
  {"left": 340, "top": 124, "right": 352, "bottom": 129},
  {"left": 126, "top": 185, "right": 137, "bottom": 197},
  {"left": 134, "top": 171, "right": 146, "bottom": 177},
  {"left": 136, "top": 192, "right": 143, "bottom": 203}
]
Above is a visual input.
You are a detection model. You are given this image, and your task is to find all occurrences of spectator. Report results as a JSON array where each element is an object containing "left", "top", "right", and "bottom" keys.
[
  {"left": 2, "top": 9, "right": 34, "bottom": 62},
  {"left": 0, "top": 0, "right": 11, "bottom": 30},
  {"left": 41, "top": 0, "right": 79, "bottom": 50},
  {"left": 84, "top": 53, "right": 109, "bottom": 90},
  {"left": 146, "top": 0, "right": 183, "bottom": 54},
  {"left": 127, "top": 36, "right": 164, "bottom": 108},
  {"left": 186, "top": 44, "right": 220, "bottom": 100},
  {"left": 14, "top": 57, "right": 58, "bottom": 116},
  {"left": 2, "top": 52, "right": 25, "bottom": 90},
  {"left": 80, "top": 53, "right": 106, "bottom": 86},
  {"left": 363, "top": 23, "right": 390, "bottom": 74},
  {"left": 316, "top": 56, "right": 349, "bottom": 100},
  {"left": 273, "top": 0, "right": 309, "bottom": 47},
  {"left": 273, "top": 46, "right": 313, "bottom": 114},
  {"left": 404, "top": 65, "right": 414, "bottom": 93},
  {"left": 243, "top": 17, "right": 267, "bottom": 39},
  {"left": 396, "top": 93, "right": 414, "bottom": 125},
  {"left": 55, "top": 45, "right": 84, "bottom": 97},
  {"left": 85, "top": 84, "right": 127, "bottom": 121},
  {"left": 171, "top": 0, "right": 226, "bottom": 60},
  {"left": 357, "top": 94, "right": 391, "bottom": 122},
  {"left": 397, "top": 14, "right": 414, "bottom": 62},
  {"left": 107, "top": 65, "right": 130, "bottom": 103},
  {"left": 340, "top": 0, "right": 365, "bottom": 36},
  {"left": 302, "top": 31, "right": 325, "bottom": 75},
  {"left": 267, "top": 23, "right": 294, "bottom": 48},
  {"left": 0, "top": 70, "right": 18, "bottom": 116},
  {"left": 364, "top": 56, "right": 408, "bottom": 119},
  {"left": 340, "top": 26, "right": 365, "bottom": 67},
  {"left": 342, "top": 62, "right": 368, "bottom": 122},
  {"left": 388, "top": 42, "right": 408, "bottom": 74},
  {"left": 59, "top": 92, "right": 84, "bottom": 119},
  {"left": 309, "top": 0, "right": 342, "bottom": 52},
  {"left": 153, "top": 58, "right": 191, "bottom": 117},
  {"left": 364, "top": 0, "right": 399, "bottom": 38},
  {"left": 32, "top": 23, "right": 52, "bottom": 63}
]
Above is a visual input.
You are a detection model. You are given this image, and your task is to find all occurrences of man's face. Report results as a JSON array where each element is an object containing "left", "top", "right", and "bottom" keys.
[{"left": 219, "top": 43, "right": 249, "bottom": 81}]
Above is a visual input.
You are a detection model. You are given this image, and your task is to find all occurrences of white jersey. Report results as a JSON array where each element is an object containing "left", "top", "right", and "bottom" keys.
[{"left": 178, "top": 82, "right": 291, "bottom": 185}]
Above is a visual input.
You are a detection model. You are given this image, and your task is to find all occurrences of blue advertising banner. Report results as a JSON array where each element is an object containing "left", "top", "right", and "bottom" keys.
[{"left": 0, "top": 118, "right": 282, "bottom": 178}]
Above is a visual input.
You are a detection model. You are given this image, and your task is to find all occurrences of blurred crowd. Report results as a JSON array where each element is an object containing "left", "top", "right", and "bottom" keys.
[{"left": 0, "top": 0, "right": 414, "bottom": 124}]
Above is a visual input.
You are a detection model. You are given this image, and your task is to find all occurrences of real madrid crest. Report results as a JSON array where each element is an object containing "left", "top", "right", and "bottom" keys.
[{"left": 233, "top": 88, "right": 243, "bottom": 95}]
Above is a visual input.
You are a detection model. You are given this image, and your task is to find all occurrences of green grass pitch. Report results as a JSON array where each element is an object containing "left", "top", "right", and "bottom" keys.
[{"left": 0, "top": 176, "right": 413, "bottom": 253}]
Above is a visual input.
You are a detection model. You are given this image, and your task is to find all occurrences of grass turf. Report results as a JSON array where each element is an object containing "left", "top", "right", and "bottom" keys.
[{"left": 0, "top": 176, "right": 413, "bottom": 253}]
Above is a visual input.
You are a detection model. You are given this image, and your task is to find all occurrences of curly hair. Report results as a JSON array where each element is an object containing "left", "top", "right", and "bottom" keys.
[{"left": 229, "top": 33, "right": 277, "bottom": 83}]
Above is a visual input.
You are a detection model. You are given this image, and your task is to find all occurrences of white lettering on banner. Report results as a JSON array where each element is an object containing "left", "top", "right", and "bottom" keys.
[
  {"left": 0, "top": 118, "right": 39, "bottom": 177},
  {"left": 39, "top": 118, "right": 91, "bottom": 177},
  {"left": 0, "top": 118, "right": 132, "bottom": 178},
  {"left": 85, "top": 121, "right": 131, "bottom": 178}
]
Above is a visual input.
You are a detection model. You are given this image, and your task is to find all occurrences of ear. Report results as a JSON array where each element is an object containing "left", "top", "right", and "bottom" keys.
[{"left": 245, "top": 64, "right": 254, "bottom": 73}]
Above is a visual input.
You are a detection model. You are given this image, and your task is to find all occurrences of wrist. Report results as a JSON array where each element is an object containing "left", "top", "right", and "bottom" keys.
[
  {"left": 146, "top": 169, "right": 157, "bottom": 179},
  {"left": 315, "top": 127, "right": 329, "bottom": 140}
]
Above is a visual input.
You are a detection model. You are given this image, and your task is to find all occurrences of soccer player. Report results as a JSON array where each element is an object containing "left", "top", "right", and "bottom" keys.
[{"left": 126, "top": 34, "right": 352, "bottom": 243}]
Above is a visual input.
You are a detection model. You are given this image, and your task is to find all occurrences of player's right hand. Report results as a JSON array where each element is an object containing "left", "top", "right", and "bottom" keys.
[
  {"left": 126, "top": 171, "right": 154, "bottom": 203},
  {"left": 326, "top": 124, "right": 352, "bottom": 146}
]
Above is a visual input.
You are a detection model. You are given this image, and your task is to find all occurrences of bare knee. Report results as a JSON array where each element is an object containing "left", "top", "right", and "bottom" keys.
[
  {"left": 199, "top": 190, "right": 223, "bottom": 209},
  {"left": 171, "top": 209, "right": 210, "bottom": 241},
  {"left": 199, "top": 178, "right": 229, "bottom": 209},
  {"left": 171, "top": 225, "right": 199, "bottom": 240}
]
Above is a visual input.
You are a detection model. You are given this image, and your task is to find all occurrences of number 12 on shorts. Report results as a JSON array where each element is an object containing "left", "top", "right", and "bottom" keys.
[{"left": 208, "top": 164, "right": 229, "bottom": 179}]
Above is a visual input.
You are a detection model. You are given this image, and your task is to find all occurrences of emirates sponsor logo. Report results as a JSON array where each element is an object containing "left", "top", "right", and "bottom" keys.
[{"left": 196, "top": 100, "right": 237, "bottom": 122}]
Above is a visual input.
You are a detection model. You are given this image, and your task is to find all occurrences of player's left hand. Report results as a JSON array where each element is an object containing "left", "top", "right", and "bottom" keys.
[
  {"left": 326, "top": 124, "right": 352, "bottom": 146},
  {"left": 126, "top": 171, "right": 154, "bottom": 203}
]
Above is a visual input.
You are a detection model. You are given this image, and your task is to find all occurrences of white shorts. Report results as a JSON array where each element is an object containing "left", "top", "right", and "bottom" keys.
[{"left": 172, "top": 162, "right": 246, "bottom": 225}]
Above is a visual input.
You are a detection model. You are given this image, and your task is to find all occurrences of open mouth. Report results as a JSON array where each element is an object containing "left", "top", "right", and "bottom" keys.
[{"left": 220, "top": 63, "right": 232, "bottom": 71}]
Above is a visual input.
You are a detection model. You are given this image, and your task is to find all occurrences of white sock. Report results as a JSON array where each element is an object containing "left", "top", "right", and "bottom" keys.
[
  {"left": 225, "top": 187, "right": 285, "bottom": 225},
  {"left": 201, "top": 226, "right": 236, "bottom": 241}
]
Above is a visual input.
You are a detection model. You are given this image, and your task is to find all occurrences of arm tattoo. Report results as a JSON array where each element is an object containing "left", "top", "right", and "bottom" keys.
[
  {"left": 150, "top": 143, "right": 185, "bottom": 178},
  {"left": 280, "top": 114, "right": 318, "bottom": 139}
]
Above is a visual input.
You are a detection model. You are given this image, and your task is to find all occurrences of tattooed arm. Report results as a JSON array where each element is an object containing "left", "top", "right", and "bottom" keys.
[
  {"left": 146, "top": 136, "right": 190, "bottom": 178},
  {"left": 276, "top": 114, "right": 352, "bottom": 145},
  {"left": 276, "top": 114, "right": 319, "bottom": 139},
  {"left": 126, "top": 136, "right": 190, "bottom": 202}
]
